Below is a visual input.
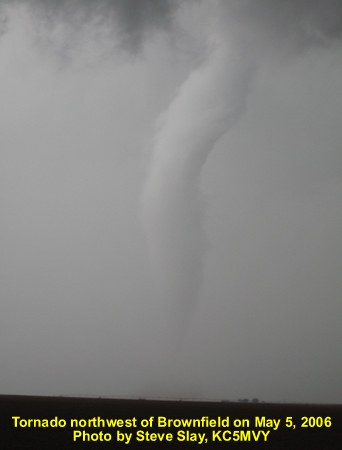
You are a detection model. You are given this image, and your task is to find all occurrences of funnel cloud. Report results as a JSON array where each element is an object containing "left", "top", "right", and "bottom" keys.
[{"left": 142, "top": 33, "right": 255, "bottom": 335}]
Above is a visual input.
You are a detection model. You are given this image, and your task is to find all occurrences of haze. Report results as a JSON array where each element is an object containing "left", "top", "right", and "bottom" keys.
[{"left": 1, "top": 1, "right": 342, "bottom": 404}]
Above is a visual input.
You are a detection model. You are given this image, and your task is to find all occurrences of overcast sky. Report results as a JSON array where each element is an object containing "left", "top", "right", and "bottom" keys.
[{"left": 1, "top": 0, "right": 342, "bottom": 404}]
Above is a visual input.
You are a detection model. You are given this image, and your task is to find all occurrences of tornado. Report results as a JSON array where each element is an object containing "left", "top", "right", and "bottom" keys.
[{"left": 142, "top": 28, "right": 255, "bottom": 337}]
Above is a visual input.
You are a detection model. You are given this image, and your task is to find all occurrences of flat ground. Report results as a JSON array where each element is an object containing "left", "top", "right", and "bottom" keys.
[{"left": 1, "top": 395, "right": 341, "bottom": 449}]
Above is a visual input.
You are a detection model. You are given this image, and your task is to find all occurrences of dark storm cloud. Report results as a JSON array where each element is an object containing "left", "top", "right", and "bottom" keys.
[
  {"left": 1, "top": 1, "right": 341, "bottom": 54},
  {"left": 108, "top": 0, "right": 183, "bottom": 48},
  {"left": 0, "top": 0, "right": 184, "bottom": 52}
]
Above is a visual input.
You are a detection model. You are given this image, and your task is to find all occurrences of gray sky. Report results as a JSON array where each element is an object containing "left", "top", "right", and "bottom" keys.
[{"left": 1, "top": 1, "right": 342, "bottom": 404}]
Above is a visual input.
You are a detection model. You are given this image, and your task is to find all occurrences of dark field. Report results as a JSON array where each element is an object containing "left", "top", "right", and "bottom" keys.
[{"left": 1, "top": 395, "right": 341, "bottom": 449}]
